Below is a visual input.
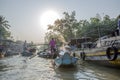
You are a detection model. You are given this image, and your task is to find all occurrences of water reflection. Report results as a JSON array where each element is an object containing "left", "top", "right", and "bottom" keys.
[
  {"left": 0, "top": 55, "right": 120, "bottom": 80},
  {"left": 0, "top": 63, "right": 8, "bottom": 71},
  {"left": 76, "top": 62, "right": 120, "bottom": 80},
  {"left": 54, "top": 67, "right": 78, "bottom": 80}
]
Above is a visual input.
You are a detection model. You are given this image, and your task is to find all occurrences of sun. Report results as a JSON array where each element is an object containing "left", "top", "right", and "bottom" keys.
[{"left": 40, "top": 10, "right": 60, "bottom": 30}]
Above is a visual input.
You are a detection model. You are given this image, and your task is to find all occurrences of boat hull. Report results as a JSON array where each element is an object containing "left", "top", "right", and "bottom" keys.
[
  {"left": 21, "top": 51, "right": 35, "bottom": 57},
  {"left": 54, "top": 53, "right": 78, "bottom": 67},
  {"left": 38, "top": 52, "right": 51, "bottom": 58},
  {"left": 80, "top": 47, "right": 120, "bottom": 68}
]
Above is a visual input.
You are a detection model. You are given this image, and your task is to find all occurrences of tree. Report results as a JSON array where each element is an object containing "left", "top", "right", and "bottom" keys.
[
  {"left": 47, "top": 11, "right": 79, "bottom": 42},
  {"left": 45, "top": 12, "right": 119, "bottom": 43},
  {"left": 0, "top": 16, "right": 11, "bottom": 39},
  {"left": 79, "top": 14, "right": 118, "bottom": 41}
]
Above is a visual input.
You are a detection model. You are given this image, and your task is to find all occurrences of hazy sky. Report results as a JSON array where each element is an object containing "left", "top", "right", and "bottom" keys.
[{"left": 0, "top": 0, "right": 120, "bottom": 43}]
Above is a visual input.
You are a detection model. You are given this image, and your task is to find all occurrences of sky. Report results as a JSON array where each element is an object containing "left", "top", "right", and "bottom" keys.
[{"left": 0, "top": 0, "right": 120, "bottom": 43}]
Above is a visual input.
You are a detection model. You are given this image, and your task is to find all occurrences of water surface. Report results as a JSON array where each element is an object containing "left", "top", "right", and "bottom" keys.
[{"left": 0, "top": 55, "right": 119, "bottom": 80}]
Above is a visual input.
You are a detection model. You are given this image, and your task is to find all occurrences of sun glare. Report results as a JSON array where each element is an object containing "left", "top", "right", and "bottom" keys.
[{"left": 40, "top": 10, "right": 60, "bottom": 30}]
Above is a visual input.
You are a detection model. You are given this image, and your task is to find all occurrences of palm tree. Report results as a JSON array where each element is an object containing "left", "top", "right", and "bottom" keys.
[{"left": 0, "top": 16, "right": 11, "bottom": 39}]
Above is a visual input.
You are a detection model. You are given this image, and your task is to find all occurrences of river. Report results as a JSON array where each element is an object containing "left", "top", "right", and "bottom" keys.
[{"left": 0, "top": 55, "right": 120, "bottom": 80}]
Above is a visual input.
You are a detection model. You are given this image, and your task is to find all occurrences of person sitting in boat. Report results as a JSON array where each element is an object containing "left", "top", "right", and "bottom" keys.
[{"left": 58, "top": 45, "right": 71, "bottom": 57}]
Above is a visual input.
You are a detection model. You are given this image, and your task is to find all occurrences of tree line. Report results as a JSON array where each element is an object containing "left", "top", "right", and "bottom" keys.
[{"left": 45, "top": 11, "right": 120, "bottom": 44}]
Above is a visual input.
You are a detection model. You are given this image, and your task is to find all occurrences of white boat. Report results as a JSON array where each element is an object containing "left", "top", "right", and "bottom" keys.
[{"left": 80, "top": 36, "right": 120, "bottom": 68}]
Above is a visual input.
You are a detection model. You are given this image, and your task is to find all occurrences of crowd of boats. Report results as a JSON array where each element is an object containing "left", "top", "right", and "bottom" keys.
[
  {"left": 0, "top": 33, "right": 120, "bottom": 68},
  {"left": 0, "top": 40, "right": 23, "bottom": 58},
  {"left": 37, "top": 34, "right": 120, "bottom": 68},
  {"left": 37, "top": 45, "right": 78, "bottom": 67},
  {"left": 0, "top": 39, "right": 78, "bottom": 68}
]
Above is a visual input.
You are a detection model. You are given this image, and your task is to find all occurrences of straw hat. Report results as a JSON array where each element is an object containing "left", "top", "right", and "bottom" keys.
[{"left": 64, "top": 45, "right": 71, "bottom": 49}]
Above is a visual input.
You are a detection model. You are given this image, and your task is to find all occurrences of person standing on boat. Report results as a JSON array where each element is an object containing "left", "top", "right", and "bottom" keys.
[
  {"left": 23, "top": 40, "right": 27, "bottom": 51},
  {"left": 49, "top": 38, "right": 56, "bottom": 54},
  {"left": 118, "top": 15, "right": 120, "bottom": 36},
  {"left": 0, "top": 45, "right": 4, "bottom": 53}
]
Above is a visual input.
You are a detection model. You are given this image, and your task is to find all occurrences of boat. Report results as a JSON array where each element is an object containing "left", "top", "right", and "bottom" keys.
[
  {"left": 0, "top": 39, "right": 18, "bottom": 57},
  {"left": 38, "top": 50, "right": 57, "bottom": 59},
  {"left": 21, "top": 48, "right": 36, "bottom": 56},
  {"left": 80, "top": 36, "right": 120, "bottom": 68},
  {"left": 54, "top": 51, "right": 78, "bottom": 67},
  {"left": 37, "top": 51, "right": 51, "bottom": 58},
  {"left": 4, "top": 49, "right": 20, "bottom": 57},
  {"left": 21, "top": 40, "right": 37, "bottom": 57},
  {"left": 37, "top": 48, "right": 58, "bottom": 59}
]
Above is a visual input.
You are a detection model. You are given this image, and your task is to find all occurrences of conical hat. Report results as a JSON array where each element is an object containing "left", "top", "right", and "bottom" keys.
[{"left": 65, "top": 45, "right": 71, "bottom": 49}]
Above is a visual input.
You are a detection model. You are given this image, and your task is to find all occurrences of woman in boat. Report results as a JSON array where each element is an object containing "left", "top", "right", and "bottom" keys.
[{"left": 58, "top": 45, "right": 71, "bottom": 57}]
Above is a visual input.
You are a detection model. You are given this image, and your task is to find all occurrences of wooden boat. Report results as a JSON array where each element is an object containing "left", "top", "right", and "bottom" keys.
[
  {"left": 21, "top": 48, "right": 36, "bottom": 57},
  {"left": 4, "top": 49, "right": 19, "bottom": 57},
  {"left": 38, "top": 51, "right": 57, "bottom": 59},
  {"left": 38, "top": 51, "right": 50, "bottom": 58},
  {"left": 54, "top": 52, "right": 78, "bottom": 67},
  {"left": 80, "top": 36, "right": 120, "bottom": 68},
  {"left": 37, "top": 48, "right": 58, "bottom": 59}
]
